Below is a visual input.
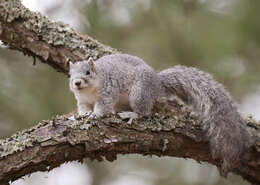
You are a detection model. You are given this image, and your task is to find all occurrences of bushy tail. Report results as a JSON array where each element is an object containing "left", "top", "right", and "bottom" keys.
[{"left": 158, "top": 65, "right": 251, "bottom": 176}]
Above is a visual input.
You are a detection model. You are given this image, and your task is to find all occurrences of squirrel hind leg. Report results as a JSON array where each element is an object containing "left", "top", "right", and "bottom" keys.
[{"left": 129, "top": 82, "right": 153, "bottom": 116}]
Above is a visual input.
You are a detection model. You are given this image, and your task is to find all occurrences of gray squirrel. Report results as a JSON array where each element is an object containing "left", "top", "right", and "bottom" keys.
[
  {"left": 69, "top": 54, "right": 163, "bottom": 117},
  {"left": 69, "top": 54, "right": 251, "bottom": 176}
]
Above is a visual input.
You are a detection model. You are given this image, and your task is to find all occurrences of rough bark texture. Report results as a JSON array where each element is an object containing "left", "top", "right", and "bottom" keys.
[
  {"left": 0, "top": 0, "right": 260, "bottom": 185},
  {"left": 0, "top": 0, "right": 117, "bottom": 74},
  {"left": 0, "top": 114, "right": 259, "bottom": 185}
]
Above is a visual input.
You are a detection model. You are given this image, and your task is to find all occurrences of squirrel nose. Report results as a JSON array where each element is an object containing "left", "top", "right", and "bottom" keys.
[{"left": 75, "top": 81, "right": 81, "bottom": 86}]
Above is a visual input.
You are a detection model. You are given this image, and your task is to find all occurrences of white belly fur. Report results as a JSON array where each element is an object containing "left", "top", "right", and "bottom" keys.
[{"left": 77, "top": 88, "right": 131, "bottom": 112}]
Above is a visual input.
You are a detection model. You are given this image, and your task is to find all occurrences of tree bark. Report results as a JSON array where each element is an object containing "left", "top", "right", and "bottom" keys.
[
  {"left": 0, "top": 1, "right": 260, "bottom": 185},
  {"left": 0, "top": 0, "right": 117, "bottom": 74},
  {"left": 0, "top": 114, "right": 259, "bottom": 185}
]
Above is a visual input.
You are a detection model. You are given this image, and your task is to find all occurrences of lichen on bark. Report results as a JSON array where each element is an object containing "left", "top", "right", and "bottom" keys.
[
  {"left": 0, "top": 0, "right": 117, "bottom": 73},
  {"left": 0, "top": 110, "right": 197, "bottom": 158}
]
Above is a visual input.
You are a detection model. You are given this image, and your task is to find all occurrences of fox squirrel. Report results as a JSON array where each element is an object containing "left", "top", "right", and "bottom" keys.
[{"left": 69, "top": 54, "right": 251, "bottom": 176}]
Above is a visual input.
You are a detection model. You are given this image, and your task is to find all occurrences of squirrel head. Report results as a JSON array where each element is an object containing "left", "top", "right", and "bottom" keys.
[{"left": 68, "top": 57, "right": 98, "bottom": 92}]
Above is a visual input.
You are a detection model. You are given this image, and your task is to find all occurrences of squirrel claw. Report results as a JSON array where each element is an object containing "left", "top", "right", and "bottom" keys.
[
  {"left": 76, "top": 111, "right": 94, "bottom": 119},
  {"left": 82, "top": 111, "right": 92, "bottom": 116},
  {"left": 87, "top": 112, "right": 99, "bottom": 119},
  {"left": 118, "top": 111, "right": 139, "bottom": 124}
]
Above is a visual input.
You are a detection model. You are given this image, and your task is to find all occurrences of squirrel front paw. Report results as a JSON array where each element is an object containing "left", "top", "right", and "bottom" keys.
[
  {"left": 77, "top": 110, "right": 93, "bottom": 118},
  {"left": 78, "top": 111, "right": 99, "bottom": 119},
  {"left": 118, "top": 111, "right": 139, "bottom": 124}
]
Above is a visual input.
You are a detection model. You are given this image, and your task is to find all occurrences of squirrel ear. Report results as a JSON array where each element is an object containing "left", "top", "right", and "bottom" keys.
[
  {"left": 68, "top": 61, "right": 73, "bottom": 68},
  {"left": 88, "top": 57, "right": 96, "bottom": 73},
  {"left": 66, "top": 58, "right": 73, "bottom": 69}
]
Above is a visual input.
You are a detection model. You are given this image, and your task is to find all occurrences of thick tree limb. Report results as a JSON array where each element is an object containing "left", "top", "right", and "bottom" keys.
[
  {"left": 0, "top": 0, "right": 260, "bottom": 185},
  {"left": 0, "top": 114, "right": 259, "bottom": 185}
]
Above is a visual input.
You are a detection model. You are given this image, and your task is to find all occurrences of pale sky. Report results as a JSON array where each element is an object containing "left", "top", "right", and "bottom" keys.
[{"left": 22, "top": 0, "right": 81, "bottom": 28}]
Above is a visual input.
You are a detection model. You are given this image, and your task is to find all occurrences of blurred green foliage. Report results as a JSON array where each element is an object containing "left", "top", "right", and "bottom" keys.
[
  {"left": 0, "top": 50, "right": 74, "bottom": 137},
  {"left": 1, "top": 0, "right": 259, "bottom": 184},
  {"left": 81, "top": 0, "right": 260, "bottom": 98}
]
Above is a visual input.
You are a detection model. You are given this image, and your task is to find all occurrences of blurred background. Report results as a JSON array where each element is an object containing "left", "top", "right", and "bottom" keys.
[{"left": 1, "top": 0, "right": 259, "bottom": 184}]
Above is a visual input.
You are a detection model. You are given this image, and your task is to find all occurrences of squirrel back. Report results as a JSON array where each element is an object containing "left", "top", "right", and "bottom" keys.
[{"left": 158, "top": 65, "right": 251, "bottom": 176}]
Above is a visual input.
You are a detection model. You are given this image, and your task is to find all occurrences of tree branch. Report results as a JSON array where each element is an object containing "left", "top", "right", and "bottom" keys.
[
  {"left": 0, "top": 0, "right": 117, "bottom": 74},
  {"left": 0, "top": 114, "right": 259, "bottom": 185},
  {"left": 0, "top": 1, "right": 260, "bottom": 185}
]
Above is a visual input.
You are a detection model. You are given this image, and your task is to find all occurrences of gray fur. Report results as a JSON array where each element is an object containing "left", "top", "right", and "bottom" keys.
[
  {"left": 158, "top": 66, "right": 251, "bottom": 176},
  {"left": 69, "top": 54, "right": 251, "bottom": 176},
  {"left": 69, "top": 54, "right": 163, "bottom": 117}
]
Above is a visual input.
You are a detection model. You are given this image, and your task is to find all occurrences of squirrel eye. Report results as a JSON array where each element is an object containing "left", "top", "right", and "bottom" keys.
[
  {"left": 86, "top": 70, "right": 90, "bottom": 75},
  {"left": 67, "top": 74, "right": 71, "bottom": 78}
]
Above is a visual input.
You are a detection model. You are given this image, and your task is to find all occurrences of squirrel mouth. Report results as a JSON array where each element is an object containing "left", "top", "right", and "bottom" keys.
[{"left": 76, "top": 87, "right": 84, "bottom": 90}]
